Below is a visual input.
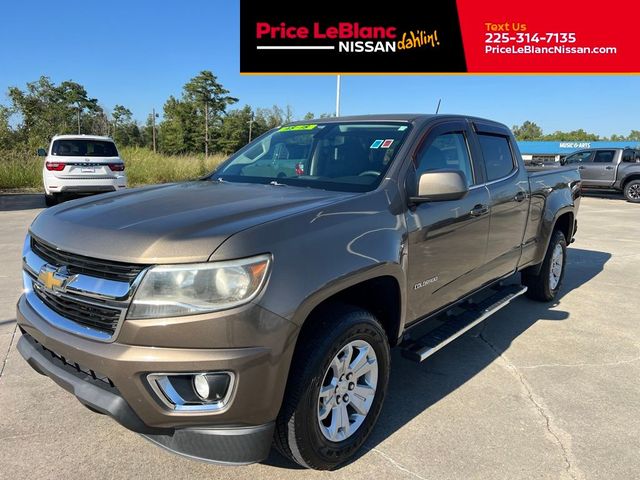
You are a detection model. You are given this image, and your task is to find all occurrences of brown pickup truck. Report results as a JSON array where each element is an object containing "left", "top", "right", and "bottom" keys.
[{"left": 17, "top": 114, "right": 581, "bottom": 470}]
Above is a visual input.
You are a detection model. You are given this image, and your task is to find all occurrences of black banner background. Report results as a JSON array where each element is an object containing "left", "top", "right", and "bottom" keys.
[{"left": 240, "top": 0, "right": 467, "bottom": 73}]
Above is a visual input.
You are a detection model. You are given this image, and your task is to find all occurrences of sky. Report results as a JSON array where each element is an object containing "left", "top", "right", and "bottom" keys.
[{"left": 1, "top": 0, "right": 639, "bottom": 137}]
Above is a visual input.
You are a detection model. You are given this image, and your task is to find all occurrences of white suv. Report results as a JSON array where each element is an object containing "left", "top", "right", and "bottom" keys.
[{"left": 38, "top": 135, "right": 127, "bottom": 206}]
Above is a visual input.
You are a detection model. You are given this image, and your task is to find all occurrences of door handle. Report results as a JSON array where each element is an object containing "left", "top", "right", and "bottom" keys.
[
  {"left": 514, "top": 191, "right": 527, "bottom": 202},
  {"left": 605, "top": 166, "right": 614, "bottom": 170},
  {"left": 470, "top": 204, "right": 489, "bottom": 217},
  {"left": 578, "top": 166, "right": 586, "bottom": 170}
]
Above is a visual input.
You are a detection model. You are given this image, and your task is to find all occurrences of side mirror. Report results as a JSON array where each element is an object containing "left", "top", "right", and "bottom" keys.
[
  {"left": 410, "top": 170, "right": 469, "bottom": 203},
  {"left": 37, "top": 148, "right": 46, "bottom": 157},
  {"left": 560, "top": 158, "right": 567, "bottom": 166}
]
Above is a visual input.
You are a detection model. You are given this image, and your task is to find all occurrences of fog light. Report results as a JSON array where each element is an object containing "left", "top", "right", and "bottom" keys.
[
  {"left": 148, "top": 372, "right": 233, "bottom": 412},
  {"left": 194, "top": 374, "right": 210, "bottom": 400},
  {"left": 192, "top": 373, "right": 230, "bottom": 402}
]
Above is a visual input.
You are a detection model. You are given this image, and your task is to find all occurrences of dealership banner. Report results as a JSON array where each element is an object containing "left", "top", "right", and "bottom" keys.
[{"left": 240, "top": 0, "right": 640, "bottom": 74}]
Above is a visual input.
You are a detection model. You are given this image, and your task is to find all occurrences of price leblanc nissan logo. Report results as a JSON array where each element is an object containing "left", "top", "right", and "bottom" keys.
[{"left": 255, "top": 22, "right": 441, "bottom": 54}]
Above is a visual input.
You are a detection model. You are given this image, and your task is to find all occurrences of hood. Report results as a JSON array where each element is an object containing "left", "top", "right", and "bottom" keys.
[{"left": 30, "top": 181, "right": 353, "bottom": 264}]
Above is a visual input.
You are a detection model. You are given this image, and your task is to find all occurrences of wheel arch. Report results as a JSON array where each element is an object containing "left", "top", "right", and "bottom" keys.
[
  {"left": 622, "top": 174, "right": 640, "bottom": 191},
  {"left": 524, "top": 208, "right": 574, "bottom": 277},
  {"left": 290, "top": 265, "right": 406, "bottom": 347}
]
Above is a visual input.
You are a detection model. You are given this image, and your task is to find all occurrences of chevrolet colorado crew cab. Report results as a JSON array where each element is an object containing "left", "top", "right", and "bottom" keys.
[
  {"left": 38, "top": 134, "right": 127, "bottom": 207},
  {"left": 561, "top": 147, "right": 640, "bottom": 202},
  {"left": 17, "top": 115, "right": 581, "bottom": 470}
]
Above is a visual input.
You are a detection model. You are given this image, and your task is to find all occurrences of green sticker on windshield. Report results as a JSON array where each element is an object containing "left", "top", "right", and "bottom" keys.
[{"left": 279, "top": 124, "right": 317, "bottom": 132}]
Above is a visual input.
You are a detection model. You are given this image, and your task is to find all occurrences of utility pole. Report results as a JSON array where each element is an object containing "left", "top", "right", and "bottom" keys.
[
  {"left": 335, "top": 75, "right": 341, "bottom": 117},
  {"left": 204, "top": 100, "right": 209, "bottom": 158},
  {"left": 248, "top": 112, "right": 254, "bottom": 143},
  {"left": 152, "top": 108, "right": 157, "bottom": 154}
]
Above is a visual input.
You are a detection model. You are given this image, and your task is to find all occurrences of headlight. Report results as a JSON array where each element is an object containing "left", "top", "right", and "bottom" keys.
[{"left": 128, "top": 254, "right": 271, "bottom": 319}]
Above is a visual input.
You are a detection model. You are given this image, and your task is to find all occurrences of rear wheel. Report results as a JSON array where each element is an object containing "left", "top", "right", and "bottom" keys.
[
  {"left": 522, "top": 229, "right": 567, "bottom": 302},
  {"left": 44, "top": 193, "right": 59, "bottom": 207},
  {"left": 274, "top": 305, "right": 390, "bottom": 470},
  {"left": 623, "top": 179, "right": 640, "bottom": 203}
]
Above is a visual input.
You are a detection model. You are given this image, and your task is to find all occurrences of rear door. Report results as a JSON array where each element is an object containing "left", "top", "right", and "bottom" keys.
[
  {"left": 582, "top": 149, "right": 618, "bottom": 187},
  {"left": 473, "top": 123, "right": 530, "bottom": 281},
  {"left": 405, "top": 121, "right": 491, "bottom": 322}
]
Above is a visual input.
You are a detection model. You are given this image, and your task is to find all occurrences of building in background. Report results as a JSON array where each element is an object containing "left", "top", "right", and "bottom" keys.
[{"left": 517, "top": 141, "right": 640, "bottom": 164}]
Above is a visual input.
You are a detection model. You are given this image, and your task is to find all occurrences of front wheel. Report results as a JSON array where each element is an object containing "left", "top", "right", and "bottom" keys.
[
  {"left": 623, "top": 179, "right": 640, "bottom": 203},
  {"left": 274, "top": 305, "right": 390, "bottom": 470},
  {"left": 522, "top": 229, "right": 567, "bottom": 302}
]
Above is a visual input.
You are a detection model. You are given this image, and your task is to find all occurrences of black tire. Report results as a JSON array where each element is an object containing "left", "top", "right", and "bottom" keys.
[
  {"left": 522, "top": 229, "right": 567, "bottom": 302},
  {"left": 274, "top": 305, "right": 390, "bottom": 470},
  {"left": 44, "top": 193, "right": 58, "bottom": 207},
  {"left": 623, "top": 179, "right": 640, "bottom": 203}
]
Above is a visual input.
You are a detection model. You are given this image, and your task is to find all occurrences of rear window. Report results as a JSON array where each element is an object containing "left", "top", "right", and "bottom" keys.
[
  {"left": 592, "top": 150, "right": 615, "bottom": 163},
  {"left": 477, "top": 134, "right": 515, "bottom": 181},
  {"left": 51, "top": 139, "right": 118, "bottom": 157}
]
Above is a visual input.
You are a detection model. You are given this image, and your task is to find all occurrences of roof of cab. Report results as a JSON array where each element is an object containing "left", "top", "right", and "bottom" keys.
[{"left": 285, "top": 113, "right": 509, "bottom": 129}]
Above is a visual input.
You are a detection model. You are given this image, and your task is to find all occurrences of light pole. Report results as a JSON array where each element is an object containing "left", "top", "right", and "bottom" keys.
[{"left": 335, "top": 75, "right": 341, "bottom": 117}]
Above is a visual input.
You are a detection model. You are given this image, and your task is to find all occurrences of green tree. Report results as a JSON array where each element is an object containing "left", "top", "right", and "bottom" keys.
[
  {"left": 159, "top": 96, "right": 196, "bottom": 154},
  {"left": 303, "top": 112, "right": 315, "bottom": 120},
  {"left": 59, "top": 81, "right": 100, "bottom": 134},
  {"left": 112, "top": 105, "right": 132, "bottom": 136},
  {"left": 218, "top": 106, "right": 271, "bottom": 154},
  {"left": 256, "top": 105, "right": 285, "bottom": 129},
  {"left": 512, "top": 121, "right": 543, "bottom": 140},
  {"left": 7, "top": 76, "right": 62, "bottom": 148},
  {"left": 628, "top": 130, "right": 640, "bottom": 141},
  {"left": 217, "top": 106, "right": 254, "bottom": 154},
  {"left": 0, "top": 105, "right": 14, "bottom": 150},
  {"left": 544, "top": 129, "right": 599, "bottom": 141},
  {"left": 183, "top": 71, "right": 238, "bottom": 156},
  {"left": 6, "top": 76, "right": 104, "bottom": 150}
]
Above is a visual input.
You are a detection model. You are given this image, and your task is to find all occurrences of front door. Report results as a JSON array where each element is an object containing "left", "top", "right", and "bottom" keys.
[
  {"left": 405, "top": 121, "right": 491, "bottom": 323},
  {"left": 566, "top": 150, "right": 593, "bottom": 187}
]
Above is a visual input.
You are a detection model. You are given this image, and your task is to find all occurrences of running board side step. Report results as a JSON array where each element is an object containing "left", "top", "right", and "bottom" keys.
[{"left": 401, "top": 284, "right": 528, "bottom": 362}]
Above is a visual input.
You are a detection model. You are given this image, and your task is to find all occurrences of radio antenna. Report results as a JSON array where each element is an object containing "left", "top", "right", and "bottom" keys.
[{"left": 435, "top": 98, "right": 442, "bottom": 114}]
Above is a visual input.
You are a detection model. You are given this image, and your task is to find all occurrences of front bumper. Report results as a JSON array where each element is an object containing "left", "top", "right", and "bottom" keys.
[
  {"left": 16, "top": 294, "right": 298, "bottom": 464},
  {"left": 17, "top": 333, "right": 274, "bottom": 464}
]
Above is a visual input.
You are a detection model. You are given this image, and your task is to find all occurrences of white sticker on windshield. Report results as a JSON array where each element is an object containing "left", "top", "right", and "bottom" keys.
[{"left": 398, "top": 126, "right": 408, "bottom": 131}]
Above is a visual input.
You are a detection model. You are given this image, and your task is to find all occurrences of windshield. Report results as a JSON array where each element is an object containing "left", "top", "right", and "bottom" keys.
[
  {"left": 212, "top": 122, "right": 411, "bottom": 192},
  {"left": 51, "top": 139, "right": 118, "bottom": 157}
]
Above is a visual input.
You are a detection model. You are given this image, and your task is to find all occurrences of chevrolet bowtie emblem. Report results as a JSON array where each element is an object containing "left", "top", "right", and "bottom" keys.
[{"left": 37, "top": 265, "right": 75, "bottom": 293}]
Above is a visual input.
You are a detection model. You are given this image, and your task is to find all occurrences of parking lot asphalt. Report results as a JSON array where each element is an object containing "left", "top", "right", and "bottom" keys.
[{"left": 0, "top": 193, "right": 638, "bottom": 480}]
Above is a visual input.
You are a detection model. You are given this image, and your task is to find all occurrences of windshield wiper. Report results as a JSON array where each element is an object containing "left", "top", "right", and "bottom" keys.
[{"left": 269, "top": 180, "right": 287, "bottom": 186}]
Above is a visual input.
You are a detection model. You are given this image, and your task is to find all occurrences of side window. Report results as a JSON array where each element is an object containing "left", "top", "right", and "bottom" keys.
[
  {"left": 477, "top": 134, "right": 515, "bottom": 181},
  {"left": 415, "top": 132, "right": 474, "bottom": 186},
  {"left": 593, "top": 150, "right": 616, "bottom": 163},
  {"left": 565, "top": 151, "right": 593, "bottom": 164}
]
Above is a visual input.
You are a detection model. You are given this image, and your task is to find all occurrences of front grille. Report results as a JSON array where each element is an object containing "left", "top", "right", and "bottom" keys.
[
  {"left": 34, "top": 286, "right": 121, "bottom": 335},
  {"left": 31, "top": 236, "right": 144, "bottom": 282}
]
